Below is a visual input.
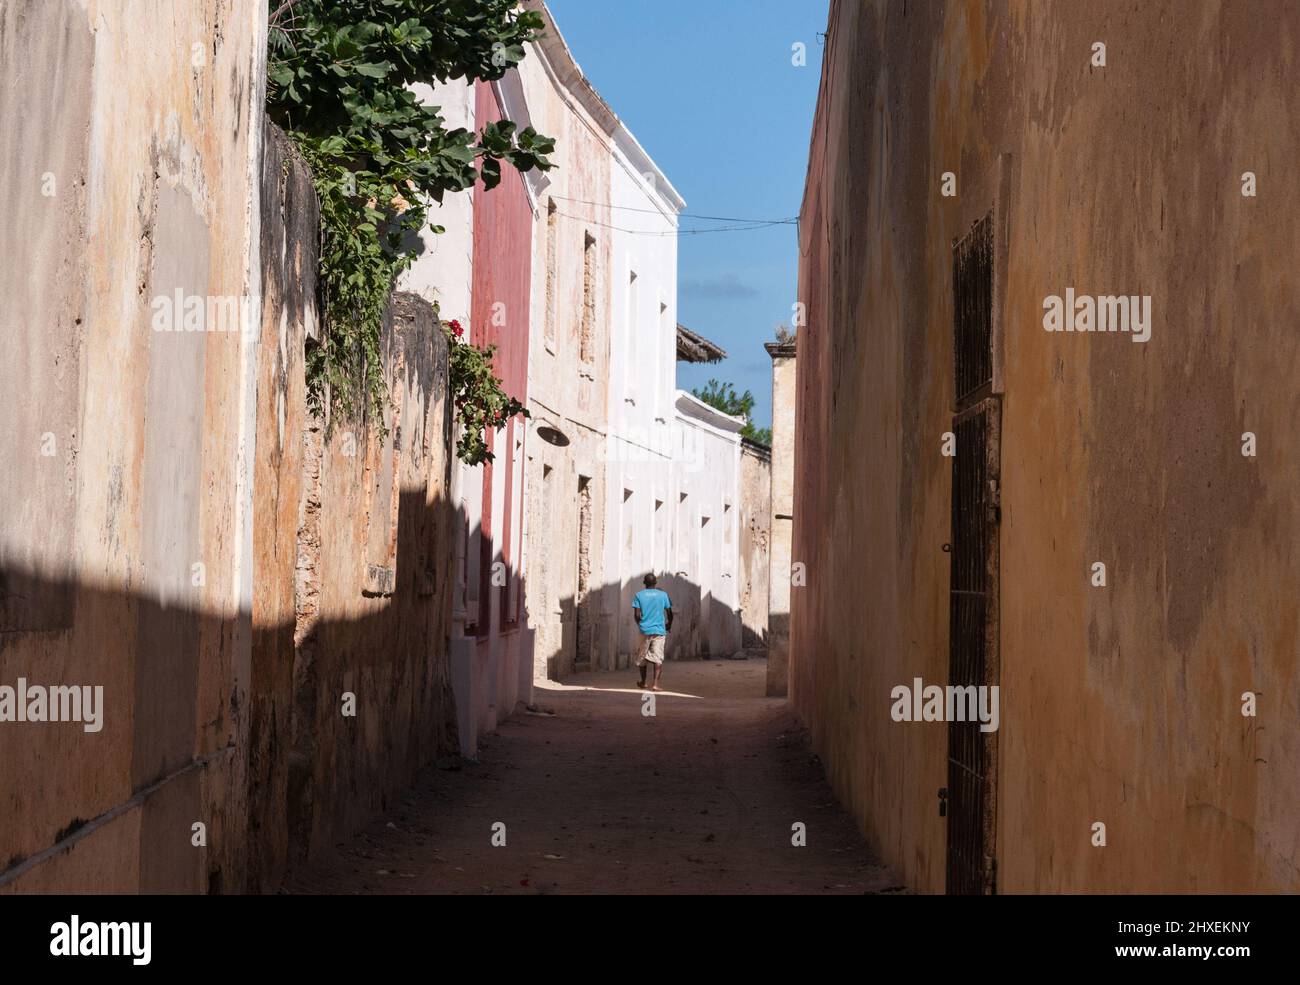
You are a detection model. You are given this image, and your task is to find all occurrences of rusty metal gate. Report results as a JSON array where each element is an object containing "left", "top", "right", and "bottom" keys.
[{"left": 945, "top": 213, "right": 1000, "bottom": 895}]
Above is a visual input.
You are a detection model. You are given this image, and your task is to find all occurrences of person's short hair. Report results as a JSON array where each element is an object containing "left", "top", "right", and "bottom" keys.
[{"left": 643, "top": 573, "right": 657, "bottom": 588}]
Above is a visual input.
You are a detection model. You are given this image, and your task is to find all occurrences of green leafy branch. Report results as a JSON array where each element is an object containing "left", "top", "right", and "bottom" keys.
[
  {"left": 266, "top": 0, "right": 554, "bottom": 457},
  {"left": 692, "top": 379, "right": 772, "bottom": 446}
]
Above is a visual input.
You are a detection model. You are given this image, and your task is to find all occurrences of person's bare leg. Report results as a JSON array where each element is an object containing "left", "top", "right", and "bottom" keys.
[
  {"left": 651, "top": 661, "right": 664, "bottom": 691},
  {"left": 637, "top": 658, "right": 648, "bottom": 688}
]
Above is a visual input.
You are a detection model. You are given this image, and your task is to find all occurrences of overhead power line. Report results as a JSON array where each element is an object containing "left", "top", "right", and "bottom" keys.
[{"left": 553, "top": 209, "right": 796, "bottom": 237}]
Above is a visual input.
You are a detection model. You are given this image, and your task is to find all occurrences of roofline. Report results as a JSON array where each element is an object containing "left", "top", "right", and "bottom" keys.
[
  {"left": 525, "top": 0, "right": 685, "bottom": 215},
  {"left": 799, "top": 0, "right": 838, "bottom": 252},
  {"left": 674, "top": 389, "right": 746, "bottom": 435},
  {"left": 610, "top": 121, "right": 686, "bottom": 215},
  {"left": 676, "top": 323, "right": 727, "bottom": 363}
]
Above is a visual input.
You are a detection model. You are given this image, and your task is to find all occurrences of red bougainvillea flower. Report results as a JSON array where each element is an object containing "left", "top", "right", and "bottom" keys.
[{"left": 448, "top": 319, "right": 464, "bottom": 339}]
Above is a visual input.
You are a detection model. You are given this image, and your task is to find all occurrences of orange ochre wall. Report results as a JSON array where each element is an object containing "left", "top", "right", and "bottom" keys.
[{"left": 792, "top": 0, "right": 1300, "bottom": 893}]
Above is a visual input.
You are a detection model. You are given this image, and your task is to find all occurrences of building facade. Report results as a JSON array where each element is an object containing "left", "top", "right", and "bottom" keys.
[
  {"left": 408, "top": 1, "right": 761, "bottom": 687},
  {"left": 403, "top": 76, "right": 539, "bottom": 757},
  {"left": 738, "top": 438, "right": 772, "bottom": 658},
  {"left": 793, "top": 0, "right": 1300, "bottom": 893},
  {"left": 601, "top": 121, "right": 685, "bottom": 669},
  {"left": 765, "top": 339, "right": 797, "bottom": 696},
  {"left": 461, "top": 80, "right": 537, "bottom": 748},
  {"left": 517, "top": 5, "right": 617, "bottom": 679},
  {"left": 667, "top": 390, "right": 746, "bottom": 660}
]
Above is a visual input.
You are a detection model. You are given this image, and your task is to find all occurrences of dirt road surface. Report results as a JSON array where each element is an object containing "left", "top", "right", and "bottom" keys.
[{"left": 284, "top": 659, "right": 903, "bottom": 895}]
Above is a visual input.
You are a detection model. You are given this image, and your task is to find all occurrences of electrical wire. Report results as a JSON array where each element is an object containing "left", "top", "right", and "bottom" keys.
[{"left": 553, "top": 209, "right": 796, "bottom": 237}]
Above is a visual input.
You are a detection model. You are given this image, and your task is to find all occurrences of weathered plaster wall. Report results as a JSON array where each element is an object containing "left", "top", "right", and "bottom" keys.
[
  {"left": 794, "top": 0, "right": 1300, "bottom": 892},
  {"left": 766, "top": 343, "right": 797, "bottom": 697},
  {"left": 518, "top": 40, "right": 615, "bottom": 679},
  {"left": 287, "top": 292, "right": 457, "bottom": 868},
  {"left": 395, "top": 76, "right": 536, "bottom": 761},
  {"left": 667, "top": 392, "right": 744, "bottom": 661},
  {"left": 739, "top": 440, "right": 771, "bottom": 656},
  {"left": 0, "top": 0, "right": 266, "bottom": 893},
  {"left": 245, "top": 122, "right": 316, "bottom": 892},
  {"left": 1, "top": 0, "right": 459, "bottom": 891},
  {"left": 396, "top": 77, "right": 495, "bottom": 758},
  {"left": 248, "top": 131, "right": 461, "bottom": 889}
]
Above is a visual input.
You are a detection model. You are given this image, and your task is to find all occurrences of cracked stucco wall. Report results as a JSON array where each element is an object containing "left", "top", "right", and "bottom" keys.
[
  {"left": 794, "top": 0, "right": 1299, "bottom": 893},
  {"left": 0, "top": 0, "right": 266, "bottom": 892}
]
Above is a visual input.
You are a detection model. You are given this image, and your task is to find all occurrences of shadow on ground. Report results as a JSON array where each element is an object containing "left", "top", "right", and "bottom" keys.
[{"left": 283, "top": 659, "right": 907, "bottom": 895}]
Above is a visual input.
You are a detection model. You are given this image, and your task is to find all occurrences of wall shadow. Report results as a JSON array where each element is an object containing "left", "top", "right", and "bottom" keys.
[
  {"left": 0, "top": 483, "right": 459, "bottom": 894},
  {"left": 533, "top": 570, "right": 747, "bottom": 685}
]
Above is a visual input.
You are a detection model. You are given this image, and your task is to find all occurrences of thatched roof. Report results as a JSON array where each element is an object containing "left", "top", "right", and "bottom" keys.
[{"left": 676, "top": 323, "right": 727, "bottom": 363}]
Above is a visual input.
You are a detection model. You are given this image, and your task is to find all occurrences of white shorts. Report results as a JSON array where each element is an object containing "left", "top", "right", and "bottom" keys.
[{"left": 636, "top": 634, "right": 665, "bottom": 665}]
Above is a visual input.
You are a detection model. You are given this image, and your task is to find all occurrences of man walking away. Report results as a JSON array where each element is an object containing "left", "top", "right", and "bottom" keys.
[{"left": 633, "top": 573, "right": 672, "bottom": 691}]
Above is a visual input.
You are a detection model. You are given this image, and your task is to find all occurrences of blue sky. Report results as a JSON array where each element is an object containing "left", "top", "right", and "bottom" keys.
[{"left": 545, "top": 0, "right": 828, "bottom": 431}]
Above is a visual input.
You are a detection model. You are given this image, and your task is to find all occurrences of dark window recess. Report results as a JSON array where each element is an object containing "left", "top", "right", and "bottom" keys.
[{"left": 952, "top": 212, "right": 993, "bottom": 405}]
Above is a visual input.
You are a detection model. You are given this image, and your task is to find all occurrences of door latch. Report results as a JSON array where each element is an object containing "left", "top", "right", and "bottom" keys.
[{"left": 938, "top": 787, "right": 948, "bottom": 817}]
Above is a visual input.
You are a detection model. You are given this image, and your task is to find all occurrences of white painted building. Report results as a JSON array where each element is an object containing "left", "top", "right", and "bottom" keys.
[
  {"left": 664, "top": 388, "right": 745, "bottom": 660},
  {"left": 601, "top": 123, "right": 686, "bottom": 666},
  {"left": 404, "top": 3, "right": 757, "bottom": 694}
]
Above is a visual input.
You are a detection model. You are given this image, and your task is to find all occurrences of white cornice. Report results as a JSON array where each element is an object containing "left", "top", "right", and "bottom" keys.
[
  {"left": 674, "top": 390, "right": 745, "bottom": 437},
  {"left": 611, "top": 122, "right": 685, "bottom": 217}
]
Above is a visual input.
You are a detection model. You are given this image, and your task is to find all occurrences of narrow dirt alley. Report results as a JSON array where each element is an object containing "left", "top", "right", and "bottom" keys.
[{"left": 284, "top": 659, "right": 904, "bottom": 894}]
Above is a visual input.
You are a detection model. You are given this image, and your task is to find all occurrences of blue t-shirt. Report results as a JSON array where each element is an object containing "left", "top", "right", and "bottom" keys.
[{"left": 633, "top": 588, "right": 671, "bottom": 635}]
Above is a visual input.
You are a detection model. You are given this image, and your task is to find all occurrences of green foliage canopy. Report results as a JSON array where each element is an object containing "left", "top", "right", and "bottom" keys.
[
  {"left": 267, "top": 0, "right": 555, "bottom": 462},
  {"left": 691, "top": 379, "right": 771, "bottom": 447}
]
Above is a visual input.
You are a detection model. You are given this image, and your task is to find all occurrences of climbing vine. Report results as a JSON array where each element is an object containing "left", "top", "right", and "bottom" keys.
[
  {"left": 441, "top": 319, "right": 527, "bottom": 465},
  {"left": 266, "top": 0, "right": 554, "bottom": 461}
]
